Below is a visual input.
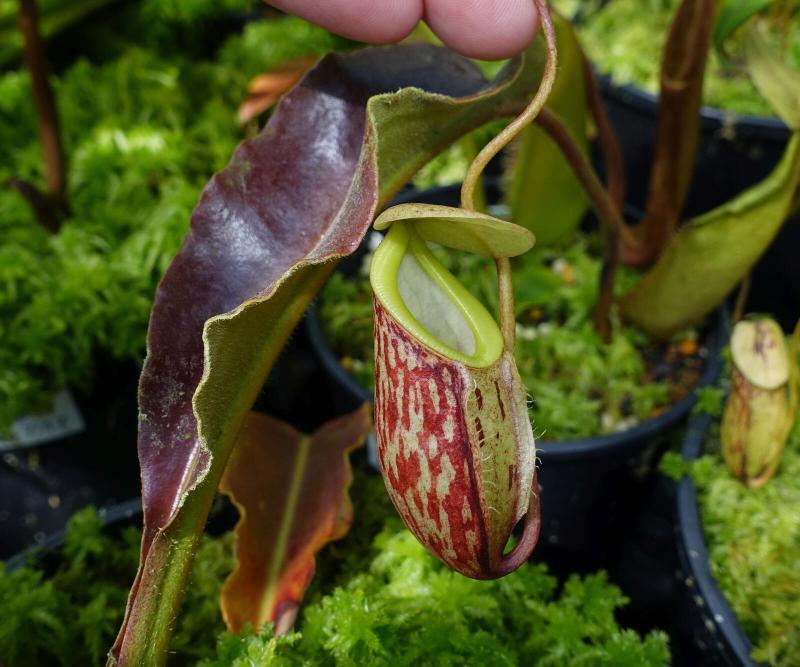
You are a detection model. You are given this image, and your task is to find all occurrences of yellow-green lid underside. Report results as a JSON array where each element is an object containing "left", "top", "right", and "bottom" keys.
[{"left": 370, "top": 223, "right": 504, "bottom": 368}]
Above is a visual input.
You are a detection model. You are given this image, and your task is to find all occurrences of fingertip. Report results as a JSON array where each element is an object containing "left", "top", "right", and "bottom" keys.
[
  {"left": 424, "top": 0, "right": 539, "bottom": 60},
  {"left": 378, "top": 0, "right": 427, "bottom": 41},
  {"left": 267, "top": 0, "right": 424, "bottom": 44}
]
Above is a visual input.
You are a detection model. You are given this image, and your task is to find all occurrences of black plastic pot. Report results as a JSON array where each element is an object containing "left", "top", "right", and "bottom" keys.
[
  {"left": 597, "top": 77, "right": 800, "bottom": 329},
  {"left": 0, "top": 360, "right": 141, "bottom": 559},
  {"left": 531, "top": 306, "right": 725, "bottom": 574},
  {"left": 0, "top": 387, "right": 139, "bottom": 542},
  {"left": 4, "top": 498, "right": 143, "bottom": 574},
  {"left": 0, "top": 292, "right": 356, "bottom": 561},
  {"left": 598, "top": 77, "right": 790, "bottom": 216},
  {"left": 2, "top": 315, "right": 365, "bottom": 568},
  {"left": 673, "top": 412, "right": 763, "bottom": 667},
  {"left": 304, "top": 182, "right": 728, "bottom": 573},
  {"left": 4, "top": 494, "right": 242, "bottom": 575}
]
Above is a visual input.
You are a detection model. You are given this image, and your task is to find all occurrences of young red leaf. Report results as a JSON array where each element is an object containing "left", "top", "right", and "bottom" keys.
[
  {"left": 111, "top": 42, "right": 552, "bottom": 666},
  {"left": 237, "top": 56, "right": 318, "bottom": 124},
  {"left": 219, "top": 405, "right": 371, "bottom": 635}
]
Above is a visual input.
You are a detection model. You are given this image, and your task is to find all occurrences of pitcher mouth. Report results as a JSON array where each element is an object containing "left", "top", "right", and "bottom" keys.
[{"left": 370, "top": 223, "right": 503, "bottom": 368}]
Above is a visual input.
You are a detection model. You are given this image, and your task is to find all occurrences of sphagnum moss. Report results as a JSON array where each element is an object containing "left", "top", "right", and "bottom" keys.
[
  {"left": 691, "top": 418, "right": 800, "bottom": 666},
  {"left": 0, "top": 8, "right": 350, "bottom": 432},
  {"left": 553, "top": 0, "right": 800, "bottom": 117},
  {"left": 0, "top": 475, "right": 669, "bottom": 666}
]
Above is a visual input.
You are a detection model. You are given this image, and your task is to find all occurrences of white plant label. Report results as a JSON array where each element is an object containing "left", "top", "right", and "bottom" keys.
[{"left": 0, "top": 390, "right": 86, "bottom": 451}]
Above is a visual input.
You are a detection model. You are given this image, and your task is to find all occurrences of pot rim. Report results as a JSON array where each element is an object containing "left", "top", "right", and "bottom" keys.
[
  {"left": 676, "top": 411, "right": 764, "bottom": 666},
  {"left": 4, "top": 498, "right": 142, "bottom": 573},
  {"left": 597, "top": 73, "right": 790, "bottom": 142},
  {"left": 569, "top": 2, "right": 790, "bottom": 140}
]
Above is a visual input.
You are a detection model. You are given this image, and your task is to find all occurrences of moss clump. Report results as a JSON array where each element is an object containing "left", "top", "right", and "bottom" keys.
[
  {"left": 0, "top": 506, "right": 233, "bottom": 666},
  {"left": 0, "top": 470, "right": 388, "bottom": 666},
  {"left": 200, "top": 478, "right": 669, "bottom": 667},
  {"left": 691, "top": 415, "right": 800, "bottom": 666},
  {"left": 319, "top": 237, "right": 702, "bottom": 441},
  {"left": 0, "top": 475, "right": 669, "bottom": 666},
  {"left": 555, "top": 0, "right": 800, "bottom": 117},
  {"left": 201, "top": 532, "right": 670, "bottom": 666},
  {"left": 0, "top": 8, "right": 350, "bottom": 432}
]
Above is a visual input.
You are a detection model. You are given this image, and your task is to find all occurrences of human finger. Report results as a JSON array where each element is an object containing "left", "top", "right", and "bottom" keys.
[
  {"left": 423, "top": 0, "right": 539, "bottom": 60},
  {"left": 265, "top": 0, "right": 424, "bottom": 43}
]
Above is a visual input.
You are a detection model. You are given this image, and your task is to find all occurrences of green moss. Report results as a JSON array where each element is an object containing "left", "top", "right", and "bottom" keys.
[
  {"left": 555, "top": 0, "right": 800, "bottom": 117},
  {"left": 692, "top": 386, "right": 726, "bottom": 417},
  {"left": 0, "top": 0, "right": 265, "bottom": 66},
  {"left": 691, "top": 391, "right": 800, "bottom": 664},
  {"left": 0, "top": 8, "right": 350, "bottom": 433},
  {"left": 0, "top": 476, "right": 668, "bottom": 666},
  {"left": 218, "top": 16, "right": 354, "bottom": 82},
  {"left": 319, "top": 237, "right": 699, "bottom": 441},
  {"left": 200, "top": 477, "right": 669, "bottom": 667},
  {"left": 0, "top": 506, "right": 233, "bottom": 666}
]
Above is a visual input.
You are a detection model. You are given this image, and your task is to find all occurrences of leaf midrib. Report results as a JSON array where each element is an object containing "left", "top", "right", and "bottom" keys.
[{"left": 260, "top": 432, "right": 312, "bottom": 622}]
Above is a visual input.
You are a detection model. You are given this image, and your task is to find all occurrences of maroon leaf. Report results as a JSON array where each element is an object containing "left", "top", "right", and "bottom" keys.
[{"left": 136, "top": 44, "right": 488, "bottom": 567}]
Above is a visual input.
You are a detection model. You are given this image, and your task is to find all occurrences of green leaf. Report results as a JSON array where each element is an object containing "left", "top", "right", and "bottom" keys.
[
  {"left": 506, "top": 12, "right": 589, "bottom": 246},
  {"left": 714, "top": 0, "right": 772, "bottom": 48},
  {"left": 621, "top": 133, "right": 800, "bottom": 340},
  {"left": 745, "top": 21, "right": 800, "bottom": 129},
  {"left": 111, "top": 42, "right": 551, "bottom": 666}
]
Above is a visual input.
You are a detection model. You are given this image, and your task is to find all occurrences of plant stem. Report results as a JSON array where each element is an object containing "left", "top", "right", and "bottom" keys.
[
  {"left": 732, "top": 273, "right": 751, "bottom": 324},
  {"left": 592, "top": 234, "right": 620, "bottom": 343},
  {"left": 18, "top": 0, "right": 66, "bottom": 222},
  {"left": 582, "top": 55, "right": 626, "bottom": 341},
  {"left": 459, "top": 131, "right": 487, "bottom": 213},
  {"left": 461, "top": 0, "right": 557, "bottom": 212},
  {"left": 534, "top": 108, "right": 635, "bottom": 250},
  {"left": 533, "top": 108, "right": 635, "bottom": 342},
  {"left": 496, "top": 256, "right": 515, "bottom": 352},
  {"left": 108, "top": 473, "right": 219, "bottom": 665},
  {"left": 109, "top": 262, "right": 336, "bottom": 665},
  {"left": 631, "top": 0, "right": 716, "bottom": 265},
  {"left": 582, "top": 57, "right": 625, "bottom": 208},
  {"left": 5, "top": 176, "right": 60, "bottom": 233},
  {"left": 461, "top": 0, "right": 558, "bottom": 353}
]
